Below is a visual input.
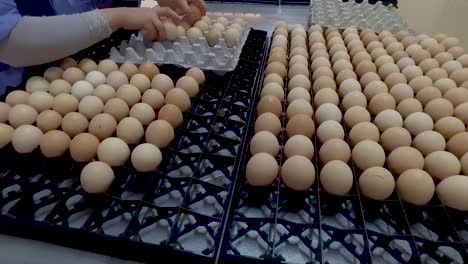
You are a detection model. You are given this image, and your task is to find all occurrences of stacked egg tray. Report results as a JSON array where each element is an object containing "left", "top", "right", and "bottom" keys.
[
  {"left": 0, "top": 29, "right": 269, "bottom": 263},
  {"left": 109, "top": 28, "right": 250, "bottom": 74},
  {"left": 309, "top": 0, "right": 407, "bottom": 33},
  {"left": 217, "top": 32, "right": 468, "bottom": 264}
]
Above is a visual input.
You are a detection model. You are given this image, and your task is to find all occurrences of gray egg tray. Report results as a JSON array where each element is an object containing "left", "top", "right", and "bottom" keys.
[
  {"left": 109, "top": 28, "right": 250, "bottom": 74},
  {"left": 309, "top": 0, "right": 408, "bottom": 33}
]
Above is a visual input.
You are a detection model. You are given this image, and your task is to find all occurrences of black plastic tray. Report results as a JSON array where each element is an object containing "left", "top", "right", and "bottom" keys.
[{"left": 0, "top": 29, "right": 269, "bottom": 263}]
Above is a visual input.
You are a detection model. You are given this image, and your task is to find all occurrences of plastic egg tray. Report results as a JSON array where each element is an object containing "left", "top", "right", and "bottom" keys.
[
  {"left": 0, "top": 29, "right": 268, "bottom": 263},
  {"left": 309, "top": 0, "right": 408, "bottom": 33},
  {"left": 109, "top": 28, "right": 250, "bottom": 74}
]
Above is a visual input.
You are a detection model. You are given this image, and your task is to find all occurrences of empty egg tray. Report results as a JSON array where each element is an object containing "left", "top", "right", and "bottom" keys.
[
  {"left": 109, "top": 28, "right": 250, "bottom": 74},
  {"left": 309, "top": 0, "right": 408, "bottom": 32}
]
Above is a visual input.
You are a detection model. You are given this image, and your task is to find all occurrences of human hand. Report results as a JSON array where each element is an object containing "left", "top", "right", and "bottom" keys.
[
  {"left": 158, "top": 0, "right": 207, "bottom": 16},
  {"left": 101, "top": 7, "right": 180, "bottom": 40}
]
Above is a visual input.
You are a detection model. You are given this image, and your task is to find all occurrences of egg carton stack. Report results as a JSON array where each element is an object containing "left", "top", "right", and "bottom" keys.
[
  {"left": 109, "top": 23, "right": 250, "bottom": 74},
  {"left": 0, "top": 29, "right": 270, "bottom": 263},
  {"left": 309, "top": 0, "right": 408, "bottom": 33},
  {"left": 222, "top": 24, "right": 468, "bottom": 263}
]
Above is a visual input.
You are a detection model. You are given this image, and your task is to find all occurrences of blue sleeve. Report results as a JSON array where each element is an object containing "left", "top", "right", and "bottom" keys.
[{"left": 0, "top": 0, "right": 21, "bottom": 40}]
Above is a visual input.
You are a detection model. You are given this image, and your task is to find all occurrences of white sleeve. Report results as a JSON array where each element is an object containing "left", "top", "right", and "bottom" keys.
[{"left": 0, "top": 9, "right": 113, "bottom": 67}]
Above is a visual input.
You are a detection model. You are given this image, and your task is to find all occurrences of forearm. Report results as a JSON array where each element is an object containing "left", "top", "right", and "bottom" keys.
[{"left": 0, "top": 10, "right": 113, "bottom": 68}]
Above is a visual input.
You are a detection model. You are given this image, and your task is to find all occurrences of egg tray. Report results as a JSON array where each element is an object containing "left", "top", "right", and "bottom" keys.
[
  {"left": 109, "top": 26, "right": 251, "bottom": 75},
  {"left": 0, "top": 29, "right": 269, "bottom": 263},
  {"left": 216, "top": 35, "right": 468, "bottom": 264},
  {"left": 309, "top": 0, "right": 408, "bottom": 33}
]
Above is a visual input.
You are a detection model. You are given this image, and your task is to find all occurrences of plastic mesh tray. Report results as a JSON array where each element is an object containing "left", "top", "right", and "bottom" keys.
[
  {"left": 0, "top": 29, "right": 268, "bottom": 263},
  {"left": 216, "top": 34, "right": 468, "bottom": 264}
]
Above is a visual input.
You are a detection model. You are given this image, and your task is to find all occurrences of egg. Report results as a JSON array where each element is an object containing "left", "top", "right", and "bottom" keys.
[
  {"left": 368, "top": 93, "right": 396, "bottom": 115},
  {"left": 130, "top": 143, "right": 162, "bottom": 172},
  {"left": 461, "top": 154, "right": 468, "bottom": 175},
  {"left": 386, "top": 41, "right": 404, "bottom": 55},
  {"left": 144, "top": 121, "right": 174, "bottom": 150},
  {"left": 434, "top": 116, "right": 465, "bottom": 140},
  {"left": 344, "top": 106, "right": 371, "bottom": 128},
  {"left": 311, "top": 49, "right": 329, "bottom": 61},
  {"left": 313, "top": 88, "right": 339, "bottom": 107},
  {"left": 87, "top": 113, "right": 117, "bottom": 140},
  {"left": 320, "top": 160, "right": 353, "bottom": 196},
  {"left": 436, "top": 175, "right": 468, "bottom": 211},
  {"left": 401, "top": 66, "right": 422, "bottom": 82},
  {"left": 8, "top": 104, "right": 38, "bottom": 128},
  {"left": 416, "top": 86, "right": 442, "bottom": 106},
  {"left": 355, "top": 61, "right": 376, "bottom": 78},
  {"left": 388, "top": 146, "right": 424, "bottom": 174},
  {"left": 96, "top": 60, "right": 118, "bottom": 77},
  {"left": 80, "top": 161, "right": 114, "bottom": 193},
  {"left": 61, "top": 112, "right": 88, "bottom": 137},
  {"left": 375, "top": 55, "right": 394, "bottom": 69},
  {"left": 426, "top": 68, "right": 448, "bottom": 82},
  {"left": 138, "top": 62, "right": 159, "bottom": 79},
  {"left": 78, "top": 58, "right": 98, "bottom": 74},
  {"left": 367, "top": 41, "right": 384, "bottom": 54},
  {"left": 249, "top": 131, "right": 279, "bottom": 156},
  {"left": 401, "top": 36, "right": 417, "bottom": 49},
  {"left": 319, "top": 138, "right": 351, "bottom": 164},
  {"left": 314, "top": 121, "right": 344, "bottom": 145},
  {"left": 352, "top": 51, "right": 372, "bottom": 66},
  {"left": 329, "top": 45, "right": 347, "bottom": 58},
  {"left": 127, "top": 74, "right": 151, "bottom": 93},
  {"left": 118, "top": 63, "right": 138, "bottom": 79},
  {"left": 451, "top": 70, "right": 468, "bottom": 89},
  {"left": 315, "top": 103, "right": 341, "bottom": 124},
  {"left": 352, "top": 140, "right": 386, "bottom": 171},
  {"left": 85, "top": 71, "right": 106, "bottom": 88},
  {"left": 193, "top": 20, "right": 209, "bottom": 32},
  {"left": 77, "top": 95, "right": 103, "bottom": 120},
  {"left": 403, "top": 112, "right": 433, "bottom": 137},
  {"left": 106, "top": 71, "right": 128, "bottom": 89},
  {"left": 164, "top": 88, "right": 191, "bottom": 112},
  {"left": 378, "top": 63, "right": 400, "bottom": 81},
  {"left": 51, "top": 94, "right": 78, "bottom": 116},
  {"left": 396, "top": 57, "right": 415, "bottom": 71},
  {"left": 0, "top": 123, "right": 13, "bottom": 149},
  {"left": 158, "top": 104, "right": 183, "bottom": 128},
  {"left": 380, "top": 126, "right": 412, "bottom": 152},
  {"left": 288, "top": 64, "right": 309, "bottom": 79},
  {"left": 413, "top": 50, "right": 432, "bottom": 65},
  {"left": 90, "top": 85, "right": 113, "bottom": 104},
  {"left": 347, "top": 39, "right": 364, "bottom": 51},
  {"left": 102, "top": 98, "right": 129, "bottom": 122},
  {"left": 287, "top": 99, "right": 313, "bottom": 120},
  {"left": 447, "top": 132, "right": 468, "bottom": 158},
  {"left": 48, "top": 80, "right": 71, "bottom": 96},
  {"left": 268, "top": 52, "right": 287, "bottom": 66},
  {"left": 290, "top": 47, "right": 308, "bottom": 59},
  {"left": 116, "top": 84, "right": 141, "bottom": 107},
  {"left": 262, "top": 82, "right": 284, "bottom": 101},
  {"left": 413, "top": 130, "right": 446, "bottom": 156},
  {"left": 286, "top": 114, "right": 315, "bottom": 138},
  {"left": 11, "top": 125, "right": 43, "bottom": 153},
  {"left": 62, "top": 67, "right": 85, "bottom": 85},
  {"left": 281, "top": 156, "right": 315, "bottom": 191},
  {"left": 360, "top": 72, "right": 381, "bottom": 88},
  {"left": 283, "top": 135, "right": 314, "bottom": 160},
  {"left": 424, "top": 151, "right": 460, "bottom": 181},
  {"left": 71, "top": 80, "right": 94, "bottom": 100},
  {"left": 33, "top": 110, "right": 59, "bottom": 133},
  {"left": 0, "top": 102, "right": 10, "bottom": 123},
  {"left": 418, "top": 58, "right": 439, "bottom": 74},
  {"left": 444, "top": 88, "right": 468, "bottom": 107},
  {"left": 454, "top": 103, "right": 468, "bottom": 125},
  {"left": 371, "top": 48, "right": 388, "bottom": 62},
  {"left": 393, "top": 50, "right": 410, "bottom": 63},
  {"left": 433, "top": 52, "right": 454, "bottom": 67},
  {"left": 289, "top": 55, "right": 308, "bottom": 68},
  {"left": 397, "top": 169, "right": 434, "bottom": 205},
  {"left": 187, "top": 27, "right": 203, "bottom": 44},
  {"left": 151, "top": 74, "right": 174, "bottom": 96},
  {"left": 359, "top": 167, "right": 395, "bottom": 200},
  {"left": 408, "top": 76, "right": 433, "bottom": 94},
  {"left": 67, "top": 133, "right": 99, "bottom": 162},
  {"left": 332, "top": 59, "right": 353, "bottom": 75},
  {"left": 39, "top": 130, "right": 71, "bottom": 158},
  {"left": 97, "top": 137, "right": 130, "bottom": 166},
  {"left": 274, "top": 27, "right": 288, "bottom": 38},
  {"left": 349, "top": 122, "right": 380, "bottom": 146},
  {"left": 44, "top": 67, "right": 64, "bottom": 82},
  {"left": 362, "top": 33, "right": 379, "bottom": 46},
  {"left": 257, "top": 95, "right": 282, "bottom": 117},
  {"left": 441, "top": 37, "right": 460, "bottom": 50},
  {"left": 423, "top": 98, "right": 453, "bottom": 122},
  {"left": 162, "top": 21, "right": 178, "bottom": 40},
  {"left": 254, "top": 112, "right": 281, "bottom": 136},
  {"left": 363, "top": 80, "right": 388, "bottom": 100},
  {"left": 389, "top": 84, "right": 413, "bottom": 104},
  {"left": 312, "top": 76, "right": 337, "bottom": 94},
  {"left": 441, "top": 61, "right": 462, "bottom": 76},
  {"left": 25, "top": 76, "right": 49, "bottom": 93},
  {"left": 342, "top": 91, "right": 367, "bottom": 111},
  {"left": 331, "top": 51, "right": 350, "bottom": 64},
  {"left": 246, "top": 153, "right": 278, "bottom": 186},
  {"left": 27, "top": 91, "right": 53, "bottom": 113},
  {"left": 60, "top": 57, "right": 78, "bottom": 69},
  {"left": 264, "top": 73, "right": 283, "bottom": 87},
  {"left": 434, "top": 78, "right": 456, "bottom": 94}
]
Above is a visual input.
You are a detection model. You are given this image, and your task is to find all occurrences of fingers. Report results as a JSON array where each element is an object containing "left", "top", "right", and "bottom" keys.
[
  {"left": 177, "top": 0, "right": 192, "bottom": 15},
  {"left": 191, "top": 0, "right": 207, "bottom": 15},
  {"left": 142, "top": 26, "right": 157, "bottom": 41},
  {"left": 152, "top": 17, "right": 166, "bottom": 40},
  {"left": 156, "top": 7, "right": 181, "bottom": 24}
]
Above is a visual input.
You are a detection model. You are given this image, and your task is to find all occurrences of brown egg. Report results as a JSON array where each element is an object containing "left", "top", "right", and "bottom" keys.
[
  {"left": 317, "top": 120, "right": 344, "bottom": 143},
  {"left": 314, "top": 88, "right": 339, "bottom": 107},
  {"left": 344, "top": 106, "right": 370, "bottom": 128},
  {"left": 119, "top": 63, "right": 138, "bottom": 79},
  {"left": 385, "top": 73, "right": 407, "bottom": 89},
  {"left": 329, "top": 45, "right": 347, "bottom": 57},
  {"left": 347, "top": 39, "right": 365, "bottom": 51},
  {"left": 378, "top": 31, "right": 393, "bottom": 41},
  {"left": 406, "top": 44, "right": 423, "bottom": 57},
  {"left": 308, "top": 24, "right": 323, "bottom": 34},
  {"left": 286, "top": 114, "right": 315, "bottom": 138},
  {"left": 371, "top": 48, "right": 388, "bottom": 62},
  {"left": 257, "top": 95, "right": 282, "bottom": 117},
  {"left": 396, "top": 57, "right": 415, "bottom": 72},
  {"left": 375, "top": 55, "right": 394, "bottom": 69},
  {"left": 69, "top": 133, "right": 100, "bottom": 162},
  {"left": 450, "top": 68, "right": 468, "bottom": 85},
  {"left": 355, "top": 61, "right": 376, "bottom": 78},
  {"left": 62, "top": 67, "right": 85, "bottom": 85},
  {"left": 339, "top": 79, "right": 362, "bottom": 97},
  {"left": 378, "top": 63, "right": 400, "bottom": 80},
  {"left": 380, "top": 126, "right": 412, "bottom": 152},
  {"left": 434, "top": 33, "right": 448, "bottom": 42},
  {"left": 36, "top": 110, "right": 62, "bottom": 133},
  {"left": 388, "top": 146, "right": 424, "bottom": 174},
  {"left": 286, "top": 99, "right": 313, "bottom": 120},
  {"left": 424, "top": 98, "right": 454, "bottom": 121},
  {"left": 390, "top": 84, "right": 413, "bottom": 103},
  {"left": 62, "top": 112, "right": 89, "bottom": 137},
  {"left": 363, "top": 80, "right": 388, "bottom": 100},
  {"left": 441, "top": 61, "right": 462, "bottom": 75},
  {"left": 158, "top": 104, "right": 183, "bottom": 128},
  {"left": 335, "top": 70, "right": 358, "bottom": 86},
  {"left": 288, "top": 64, "right": 309, "bottom": 79},
  {"left": 396, "top": 98, "right": 423, "bottom": 119},
  {"left": 342, "top": 27, "right": 358, "bottom": 37},
  {"left": 310, "top": 49, "right": 330, "bottom": 61},
  {"left": 408, "top": 76, "right": 433, "bottom": 93},
  {"left": 401, "top": 65, "right": 423, "bottom": 81},
  {"left": 447, "top": 132, "right": 468, "bottom": 158},
  {"left": 352, "top": 51, "right": 372, "bottom": 67},
  {"left": 268, "top": 52, "right": 287, "bottom": 66},
  {"left": 289, "top": 55, "right": 308, "bottom": 68},
  {"left": 445, "top": 88, "right": 468, "bottom": 108},
  {"left": 366, "top": 41, "right": 384, "bottom": 54},
  {"left": 309, "top": 42, "right": 327, "bottom": 54},
  {"left": 145, "top": 120, "right": 174, "bottom": 148},
  {"left": 311, "top": 57, "right": 332, "bottom": 72},
  {"left": 455, "top": 102, "right": 468, "bottom": 124},
  {"left": 404, "top": 112, "right": 434, "bottom": 136},
  {"left": 8, "top": 104, "right": 38, "bottom": 128},
  {"left": 289, "top": 75, "right": 311, "bottom": 91},
  {"left": 314, "top": 103, "right": 342, "bottom": 124},
  {"left": 88, "top": 113, "right": 117, "bottom": 140},
  {"left": 441, "top": 37, "right": 460, "bottom": 50},
  {"left": 362, "top": 33, "right": 379, "bottom": 46},
  {"left": 138, "top": 62, "right": 159, "bottom": 79},
  {"left": 331, "top": 51, "right": 350, "bottom": 65},
  {"left": 53, "top": 94, "right": 79, "bottom": 116},
  {"left": 392, "top": 51, "right": 409, "bottom": 63},
  {"left": 6, "top": 90, "right": 29, "bottom": 106},
  {"left": 401, "top": 35, "right": 417, "bottom": 48},
  {"left": 312, "top": 67, "right": 334, "bottom": 81},
  {"left": 104, "top": 98, "right": 129, "bottom": 122},
  {"left": 264, "top": 73, "right": 284, "bottom": 88},
  {"left": 434, "top": 52, "right": 454, "bottom": 66},
  {"left": 368, "top": 93, "right": 396, "bottom": 115},
  {"left": 386, "top": 42, "right": 405, "bottom": 55},
  {"left": 290, "top": 47, "right": 309, "bottom": 59},
  {"left": 332, "top": 59, "right": 353, "bottom": 75},
  {"left": 352, "top": 140, "right": 386, "bottom": 170},
  {"left": 359, "top": 167, "right": 395, "bottom": 201},
  {"left": 341, "top": 91, "right": 367, "bottom": 111},
  {"left": 255, "top": 113, "right": 281, "bottom": 136},
  {"left": 412, "top": 49, "right": 432, "bottom": 65},
  {"left": 44, "top": 67, "right": 64, "bottom": 82},
  {"left": 116, "top": 84, "right": 141, "bottom": 107},
  {"left": 413, "top": 131, "right": 446, "bottom": 156},
  {"left": 344, "top": 33, "right": 360, "bottom": 45},
  {"left": 360, "top": 72, "right": 381, "bottom": 88},
  {"left": 360, "top": 28, "right": 376, "bottom": 39},
  {"left": 457, "top": 54, "right": 468, "bottom": 67},
  {"left": 349, "top": 122, "right": 380, "bottom": 146},
  {"left": 350, "top": 46, "right": 367, "bottom": 58},
  {"left": 416, "top": 86, "right": 442, "bottom": 106},
  {"left": 319, "top": 138, "right": 351, "bottom": 164},
  {"left": 434, "top": 78, "right": 456, "bottom": 94},
  {"left": 327, "top": 37, "right": 345, "bottom": 49},
  {"left": 312, "top": 76, "right": 336, "bottom": 93},
  {"left": 435, "top": 116, "right": 465, "bottom": 140},
  {"left": 265, "top": 62, "right": 287, "bottom": 79},
  {"left": 40, "top": 130, "right": 71, "bottom": 158},
  {"left": 425, "top": 151, "right": 461, "bottom": 180},
  {"left": 426, "top": 68, "right": 448, "bottom": 82},
  {"left": 397, "top": 169, "right": 434, "bottom": 205},
  {"left": 428, "top": 44, "right": 446, "bottom": 57}
]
